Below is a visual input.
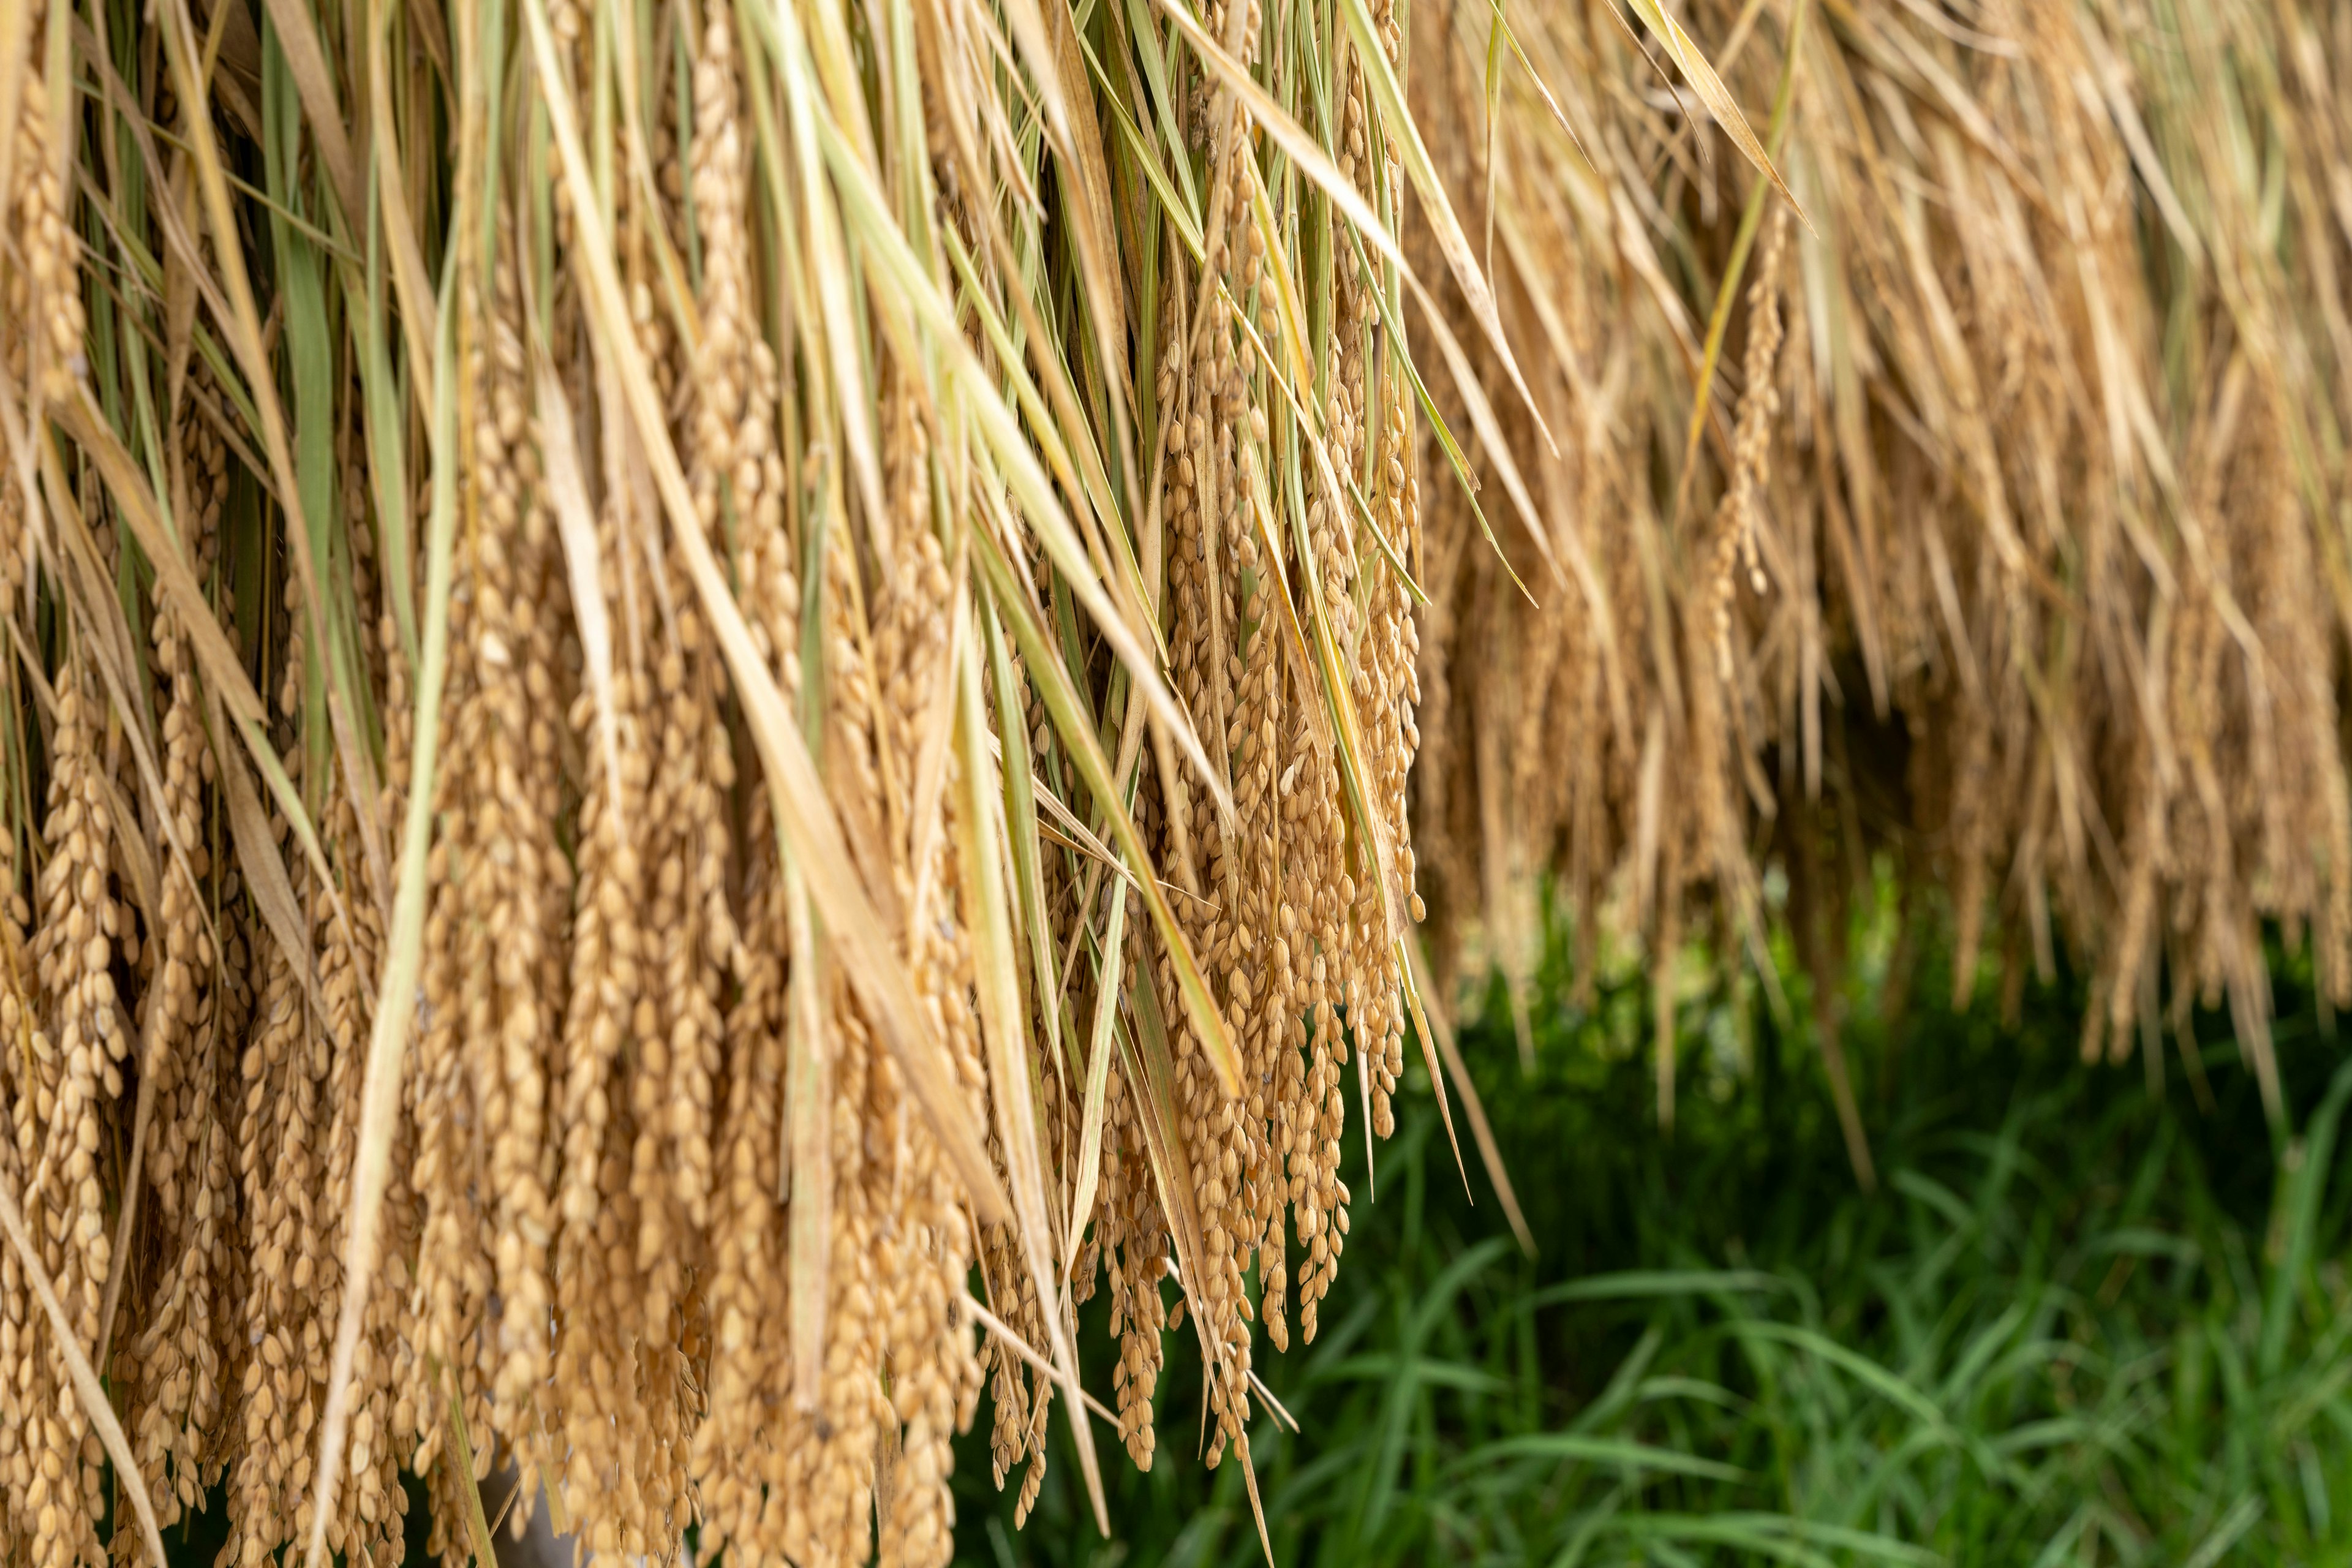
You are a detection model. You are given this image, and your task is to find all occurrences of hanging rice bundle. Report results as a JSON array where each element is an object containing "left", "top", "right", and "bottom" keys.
[
  {"left": 1406, "top": 0, "right": 2352, "bottom": 1171},
  {"left": 0, "top": 0, "right": 1517, "bottom": 1553}
]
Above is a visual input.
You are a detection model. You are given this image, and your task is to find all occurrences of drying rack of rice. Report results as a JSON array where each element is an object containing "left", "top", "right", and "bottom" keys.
[{"left": 0, "top": 0, "right": 2344, "bottom": 1560}]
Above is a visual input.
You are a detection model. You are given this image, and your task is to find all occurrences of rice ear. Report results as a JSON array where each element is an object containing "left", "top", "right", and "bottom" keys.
[{"left": 0, "top": 1178, "right": 168, "bottom": 1568}]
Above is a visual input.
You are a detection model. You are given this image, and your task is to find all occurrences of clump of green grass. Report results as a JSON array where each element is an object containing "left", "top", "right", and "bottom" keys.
[{"left": 962, "top": 914, "right": 2352, "bottom": 1564}]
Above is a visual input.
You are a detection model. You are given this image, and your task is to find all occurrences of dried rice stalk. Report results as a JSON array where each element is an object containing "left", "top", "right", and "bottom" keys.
[
  {"left": 4, "top": 0, "right": 1475, "bottom": 1546},
  {"left": 1409, "top": 0, "right": 2352, "bottom": 1165}
]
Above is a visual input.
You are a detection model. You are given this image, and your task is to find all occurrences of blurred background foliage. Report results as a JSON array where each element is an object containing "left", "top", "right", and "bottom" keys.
[{"left": 954, "top": 880, "right": 2352, "bottom": 1566}]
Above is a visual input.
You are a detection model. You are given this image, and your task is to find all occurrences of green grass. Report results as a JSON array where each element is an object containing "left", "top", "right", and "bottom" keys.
[{"left": 957, "top": 916, "right": 2352, "bottom": 1565}]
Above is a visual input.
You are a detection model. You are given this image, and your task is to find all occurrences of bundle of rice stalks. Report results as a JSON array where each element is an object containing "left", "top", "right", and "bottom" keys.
[
  {"left": 1408, "top": 0, "right": 2352, "bottom": 1175},
  {"left": 0, "top": 0, "right": 1583, "bottom": 1555}
]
